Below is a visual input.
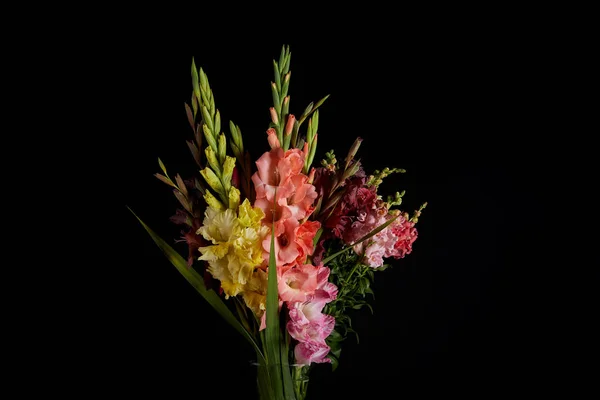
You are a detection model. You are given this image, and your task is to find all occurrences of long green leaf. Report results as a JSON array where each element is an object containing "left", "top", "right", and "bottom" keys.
[
  {"left": 265, "top": 212, "right": 284, "bottom": 399},
  {"left": 322, "top": 215, "right": 399, "bottom": 265},
  {"left": 128, "top": 207, "right": 265, "bottom": 364}
]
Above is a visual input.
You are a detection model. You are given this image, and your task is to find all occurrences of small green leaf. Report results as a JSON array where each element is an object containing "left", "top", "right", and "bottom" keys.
[
  {"left": 283, "top": 49, "right": 291, "bottom": 74},
  {"left": 273, "top": 60, "right": 281, "bottom": 91},
  {"left": 312, "top": 228, "right": 323, "bottom": 248},
  {"left": 314, "top": 94, "right": 330, "bottom": 109},
  {"left": 301, "top": 102, "right": 313, "bottom": 120},
  {"left": 158, "top": 158, "right": 168, "bottom": 177},
  {"left": 271, "top": 83, "right": 281, "bottom": 115},
  {"left": 278, "top": 46, "right": 286, "bottom": 73}
]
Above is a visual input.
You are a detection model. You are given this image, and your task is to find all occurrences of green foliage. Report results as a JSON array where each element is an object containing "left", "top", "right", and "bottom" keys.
[{"left": 323, "top": 247, "right": 378, "bottom": 369}]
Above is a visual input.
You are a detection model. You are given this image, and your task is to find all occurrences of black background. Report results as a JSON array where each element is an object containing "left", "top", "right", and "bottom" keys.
[{"left": 91, "top": 17, "right": 581, "bottom": 398}]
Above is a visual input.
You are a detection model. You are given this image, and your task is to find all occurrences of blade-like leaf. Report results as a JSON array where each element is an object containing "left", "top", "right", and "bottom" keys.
[
  {"left": 128, "top": 207, "right": 265, "bottom": 364},
  {"left": 298, "top": 95, "right": 330, "bottom": 126},
  {"left": 154, "top": 173, "right": 176, "bottom": 189},
  {"left": 273, "top": 60, "right": 281, "bottom": 92},
  {"left": 266, "top": 212, "right": 284, "bottom": 399}
]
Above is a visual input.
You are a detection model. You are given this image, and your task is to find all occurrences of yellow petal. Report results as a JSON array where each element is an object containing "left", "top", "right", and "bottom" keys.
[{"left": 198, "top": 242, "right": 229, "bottom": 261}]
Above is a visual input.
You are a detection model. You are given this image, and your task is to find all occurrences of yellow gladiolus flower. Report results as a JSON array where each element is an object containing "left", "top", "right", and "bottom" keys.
[{"left": 197, "top": 199, "right": 268, "bottom": 299}]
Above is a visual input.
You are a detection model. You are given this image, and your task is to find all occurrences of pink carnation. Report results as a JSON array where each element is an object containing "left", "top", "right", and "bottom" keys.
[{"left": 390, "top": 216, "right": 418, "bottom": 258}]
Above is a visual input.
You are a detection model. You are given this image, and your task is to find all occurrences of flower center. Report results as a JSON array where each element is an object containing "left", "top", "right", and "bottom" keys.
[{"left": 278, "top": 233, "right": 289, "bottom": 248}]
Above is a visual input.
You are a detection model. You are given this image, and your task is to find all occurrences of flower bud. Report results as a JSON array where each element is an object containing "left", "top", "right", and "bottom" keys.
[
  {"left": 285, "top": 114, "right": 296, "bottom": 136},
  {"left": 270, "top": 107, "right": 278, "bottom": 124}
]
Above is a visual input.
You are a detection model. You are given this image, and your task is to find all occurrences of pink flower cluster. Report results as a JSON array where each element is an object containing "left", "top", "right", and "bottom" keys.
[
  {"left": 252, "top": 129, "right": 320, "bottom": 268},
  {"left": 252, "top": 129, "right": 337, "bottom": 365},
  {"left": 280, "top": 264, "right": 337, "bottom": 365},
  {"left": 320, "top": 171, "right": 418, "bottom": 268}
]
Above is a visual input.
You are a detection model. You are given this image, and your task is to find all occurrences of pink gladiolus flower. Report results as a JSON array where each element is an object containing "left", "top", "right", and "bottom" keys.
[
  {"left": 287, "top": 310, "right": 335, "bottom": 342},
  {"left": 288, "top": 174, "right": 318, "bottom": 221},
  {"left": 262, "top": 217, "right": 300, "bottom": 267},
  {"left": 278, "top": 263, "right": 319, "bottom": 303},
  {"left": 293, "top": 220, "right": 320, "bottom": 265},
  {"left": 294, "top": 341, "right": 331, "bottom": 365}
]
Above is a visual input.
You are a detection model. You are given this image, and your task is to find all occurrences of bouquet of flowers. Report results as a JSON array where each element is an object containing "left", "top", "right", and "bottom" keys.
[{"left": 131, "top": 45, "right": 426, "bottom": 400}]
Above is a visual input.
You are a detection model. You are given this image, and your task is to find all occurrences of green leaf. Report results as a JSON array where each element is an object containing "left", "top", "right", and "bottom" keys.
[
  {"left": 301, "top": 102, "right": 313, "bottom": 120},
  {"left": 273, "top": 60, "right": 281, "bottom": 92},
  {"left": 128, "top": 207, "right": 265, "bottom": 364},
  {"left": 312, "top": 110, "right": 319, "bottom": 134},
  {"left": 314, "top": 94, "right": 330, "bottom": 109},
  {"left": 298, "top": 95, "right": 329, "bottom": 126},
  {"left": 272, "top": 83, "right": 281, "bottom": 115},
  {"left": 278, "top": 46, "right": 286, "bottom": 73},
  {"left": 283, "top": 49, "right": 291, "bottom": 74},
  {"left": 158, "top": 157, "right": 168, "bottom": 178},
  {"left": 265, "top": 201, "right": 284, "bottom": 399},
  {"left": 312, "top": 228, "right": 323, "bottom": 248}
]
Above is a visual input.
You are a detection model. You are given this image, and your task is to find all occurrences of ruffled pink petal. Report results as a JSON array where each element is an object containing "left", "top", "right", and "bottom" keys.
[{"left": 294, "top": 341, "right": 331, "bottom": 366}]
